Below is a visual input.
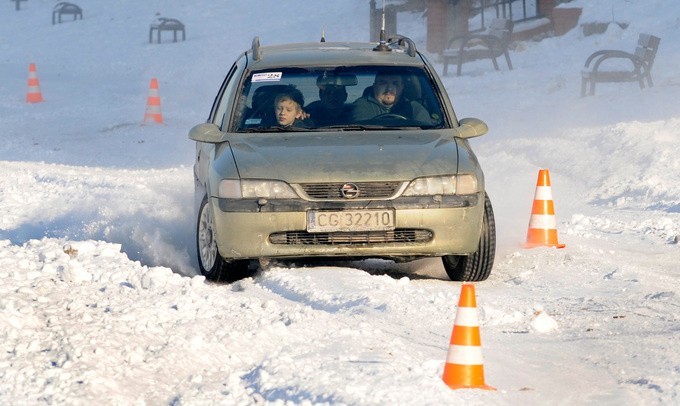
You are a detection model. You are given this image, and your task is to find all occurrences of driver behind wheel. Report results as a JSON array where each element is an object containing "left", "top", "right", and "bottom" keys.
[{"left": 351, "top": 69, "right": 431, "bottom": 123}]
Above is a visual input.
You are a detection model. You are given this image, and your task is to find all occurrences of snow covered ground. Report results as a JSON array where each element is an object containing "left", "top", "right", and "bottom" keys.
[{"left": 1, "top": 0, "right": 678, "bottom": 404}]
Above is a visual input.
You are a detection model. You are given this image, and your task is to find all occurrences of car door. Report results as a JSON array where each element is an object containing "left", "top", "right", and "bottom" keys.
[{"left": 194, "top": 55, "right": 247, "bottom": 189}]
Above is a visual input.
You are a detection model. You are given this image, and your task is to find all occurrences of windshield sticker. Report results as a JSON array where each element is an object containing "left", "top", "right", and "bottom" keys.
[{"left": 252, "top": 72, "right": 282, "bottom": 82}]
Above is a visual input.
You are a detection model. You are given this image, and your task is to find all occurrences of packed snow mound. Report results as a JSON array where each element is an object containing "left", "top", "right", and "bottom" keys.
[{"left": 575, "top": 119, "right": 679, "bottom": 211}]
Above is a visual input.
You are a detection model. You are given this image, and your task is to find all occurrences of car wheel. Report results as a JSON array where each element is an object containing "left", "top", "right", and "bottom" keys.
[
  {"left": 196, "top": 196, "right": 251, "bottom": 282},
  {"left": 442, "top": 193, "right": 496, "bottom": 282}
]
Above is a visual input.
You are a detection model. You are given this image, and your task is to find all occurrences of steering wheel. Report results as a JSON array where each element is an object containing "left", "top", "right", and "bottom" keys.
[{"left": 373, "top": 113, "right": 408, "bottom": 120}]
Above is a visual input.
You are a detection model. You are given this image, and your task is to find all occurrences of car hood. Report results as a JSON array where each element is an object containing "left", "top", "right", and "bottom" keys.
[{"left": 227, "top": 130, "right": 460, "bottom": 183}]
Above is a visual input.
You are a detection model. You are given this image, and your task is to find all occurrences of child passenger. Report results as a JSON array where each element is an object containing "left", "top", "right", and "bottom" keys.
[{"left": 273, "top": 86, "right": 312, "bottom": 128}]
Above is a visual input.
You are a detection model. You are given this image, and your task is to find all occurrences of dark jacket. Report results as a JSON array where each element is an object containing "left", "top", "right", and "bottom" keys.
[
  {"left": 351, "top": 95, "right": 431, "bottom": 123},
  {"left": 282, "top": 117, "right": 315, "bottom": 128},
  {"left": 305, "top": 101, "right": 353, "bottom": 127}
]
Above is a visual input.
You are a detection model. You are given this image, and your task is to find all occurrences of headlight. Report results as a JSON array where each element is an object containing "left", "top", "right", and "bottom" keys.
[
  {"left": 402, "top": 174, "right": 478, "bottom": 196},
  {"left": 455, "top": 174, "right": 478, "bottom": 195},
  {"left": 218, "top": 179, "right": 298, "bottom": 199}
]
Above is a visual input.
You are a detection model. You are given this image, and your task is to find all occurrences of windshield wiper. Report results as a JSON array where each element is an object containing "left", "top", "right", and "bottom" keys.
[
  {"left": 339, "top": 125, "right": 426, "bottom": 131},
  {"left": 321, "top": 124, "right": 391, "bottom": 131},
  {"left": 239, "top": 124, "right": 427, "bottom": 133},
  {"left": 240, "top": 127, "right": 277, "bottom": 133},
  {"left": 240, "top": 126, "right": 315, "bottom": 133}
]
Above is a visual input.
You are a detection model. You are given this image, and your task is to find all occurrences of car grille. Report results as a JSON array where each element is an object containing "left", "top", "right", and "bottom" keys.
[
  {"left": 299, "top": 182, "right": 403, "bottom": 199},
  {"left": 269, "top": 229, "right": 433, "bottom": 245}
]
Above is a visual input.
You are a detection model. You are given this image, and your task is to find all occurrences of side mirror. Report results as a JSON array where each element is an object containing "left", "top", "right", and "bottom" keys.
[
  {"left": 456, "top": 118, "right": 488, "bottom": 139},
  {"left": 188, "top": 123, "right": 230, "bottom": 143}
]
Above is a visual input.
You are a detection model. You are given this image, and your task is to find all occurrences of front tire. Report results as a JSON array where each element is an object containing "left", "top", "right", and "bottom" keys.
[
  {"left": 196, "top": 196, "right": 251, "bottom": 282},
  {"left": 442, "top": 193, "right": 496, "bottom": 281}
]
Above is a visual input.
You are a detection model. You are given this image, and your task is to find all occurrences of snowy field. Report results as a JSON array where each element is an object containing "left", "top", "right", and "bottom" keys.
[{"left": 1, "top": 0, "right": 678, "bottom": 404}]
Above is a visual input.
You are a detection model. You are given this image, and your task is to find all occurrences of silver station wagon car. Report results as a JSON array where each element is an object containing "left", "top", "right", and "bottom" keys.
[{"left": 189, "top": 36, "right": 495, "bottom": 282}]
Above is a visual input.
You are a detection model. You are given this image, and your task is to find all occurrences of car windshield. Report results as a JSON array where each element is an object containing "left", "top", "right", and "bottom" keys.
[{"left": 234, "top": 66, "right": 446, "bottom": 132}]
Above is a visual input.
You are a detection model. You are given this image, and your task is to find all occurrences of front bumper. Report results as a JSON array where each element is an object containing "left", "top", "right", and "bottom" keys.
[{"left": 210, "top": 193, "right": 484, "bottom": 260}]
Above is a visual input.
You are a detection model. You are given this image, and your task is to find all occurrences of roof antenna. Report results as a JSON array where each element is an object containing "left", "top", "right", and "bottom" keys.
[
  {"left": 373, "top": 0, "right": 390, "bottom": 52},
  {"left": 251, "top": 36, "right": 262, "bottom": 61}
]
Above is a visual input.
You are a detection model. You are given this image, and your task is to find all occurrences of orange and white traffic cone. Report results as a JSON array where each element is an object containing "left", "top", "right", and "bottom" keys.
[
  {"left": 442, "top": 283, "right": 495, "bottom": 391},
  {"left": 143, "top": 77, "right": 163, "bottom": 124},
  {"left": 26, "top": 63, "right": 44, "bottom": 103},
  {"left": 524, "top": 169, "right": 566, "bottom": 248}
]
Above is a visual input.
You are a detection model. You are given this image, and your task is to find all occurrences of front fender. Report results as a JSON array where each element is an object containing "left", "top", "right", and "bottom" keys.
[
  {"left": 455, "top": 138, "right": 485, "bottom": 192},
  {"left": 207, "top": 142, "right": 239, "bottom": 199}
]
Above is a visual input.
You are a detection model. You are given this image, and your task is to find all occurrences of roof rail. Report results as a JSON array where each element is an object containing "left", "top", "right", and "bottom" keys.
[
  {"left": 251, "top": 36, "right": 262, "bottom": 61},
  {"left": 387, "top": 35, "right": 417, "bottom": 57}
]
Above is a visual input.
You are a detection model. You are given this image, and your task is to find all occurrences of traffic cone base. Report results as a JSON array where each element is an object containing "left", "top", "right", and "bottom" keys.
[
  {"left": 442, "top": 283, "right": 495, "bottom": 391},
  {"left": 525, "top": 229, "right": 565, "bottom": 248},
  {"left": 143, "top": 78, "right": 163, "bottom": 124},
  {"left": 26, "top": 63, "right": 44, "bottom": 103},
  {"left": 524, "top": 169, "right": 565, "bottom": 249},
  {"left": 443, "top": 364, "right": 495, "bottom": 390}
]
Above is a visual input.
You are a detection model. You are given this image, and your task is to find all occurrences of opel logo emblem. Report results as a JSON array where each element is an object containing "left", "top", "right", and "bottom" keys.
[{"left": 340, "top": 183, "right": 360, "bottom": 199}]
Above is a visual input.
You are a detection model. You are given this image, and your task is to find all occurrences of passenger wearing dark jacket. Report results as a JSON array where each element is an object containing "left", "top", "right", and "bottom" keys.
[
  {"left": 273, "top": 86, "right": 313, "bottom": 128},
  {"left": 305, "top": 84, "right": 352, "bottom": 127},
  {"left": 351, "top": 71, "right": 431, "bottom": 123}
]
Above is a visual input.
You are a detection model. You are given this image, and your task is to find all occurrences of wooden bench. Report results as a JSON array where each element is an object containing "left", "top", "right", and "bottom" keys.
[
  {"left": 149, "top": 18, "right": 186, "bottom": 43},
  {"left": 52, "top": 2, "right": 82, "bottom": 25},
  {"left": 11, "top": 0, "right": 28, "bottom": 11},
  {"left": 442, "top": 18, "right": 514, "bottom": 77},
  {"left": 581, "top": 33, "right": 661, "bottom": 97}
]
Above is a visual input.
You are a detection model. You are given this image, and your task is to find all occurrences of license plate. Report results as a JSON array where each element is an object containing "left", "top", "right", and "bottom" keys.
[{"left": 307, "top": 210, "right": 395, "bottom": 233}]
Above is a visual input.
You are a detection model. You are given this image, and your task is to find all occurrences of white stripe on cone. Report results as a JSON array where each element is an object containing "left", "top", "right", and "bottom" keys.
[
  {"left": 146, "top": 105, "right": 161, "bottom": 114},
  {"left": 528, "top": 214, "right": 558, "bottom": 229},
  {"left": 446, "top": 344, "right": 485, "bottom": 365},
  {"left": 534, "top": 186, "right": 553, "bottom": 201},
  {"left": 453, "top": 307, "right": 479, "bottom": 327}
]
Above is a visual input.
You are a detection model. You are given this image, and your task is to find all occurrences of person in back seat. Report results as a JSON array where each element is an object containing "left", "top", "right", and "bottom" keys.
[
  {"left": 241, "top": 84, "right": 289, "bottom": 127},
  {"left": 305, "top": 74, "right": 355, "bottom": 127},
  {"left": 351, "top": 70, "right": 430, "bottom": 123}
]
